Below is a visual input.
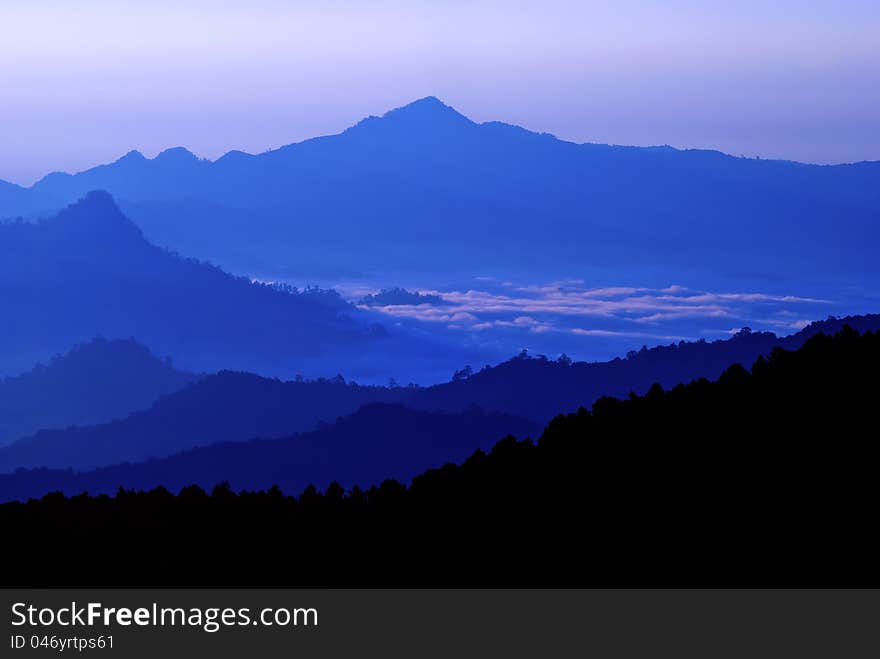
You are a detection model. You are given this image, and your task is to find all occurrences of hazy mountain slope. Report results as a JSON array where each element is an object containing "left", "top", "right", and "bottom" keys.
[
  {"left": 0, "top": 338, "right": 197, "bottom": 447},
  {"left": 0, "top": 191, "right": 383, "bottom": 377},
  {"left": 0, "top": 372, "right": 409, "bottom": 472},
  {"left": 0, "top": 180, "right": 30, "bottom": 214},
  {"left": 2, "top": 97, "right": 878, "bottom": 280},
  {"left": 2, "top": 313, "right": 875, "bottom": 474},
  {"left": 0, "top": 404, "right": 540, "bottom": 502},
  {"left": 0, "top": 180, "right": 61, "bottom": 217}
]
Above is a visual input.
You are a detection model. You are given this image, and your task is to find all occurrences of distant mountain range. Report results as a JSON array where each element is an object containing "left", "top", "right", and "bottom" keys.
[
  {"left": 0, "top": 338, "right": 197, "bottom": 447},
  {"left": 2, "top": 97, "right": 878, "bottom": 282},
  {"left": 0, "top": 191, "right": 386, "bottom": 377},
  {"left": 1, "top": 96, "right": 877, "bottom": 506},
  {"left": 0, "top": 369, "right": 407, "bottom": 472},
  {"left": 0, "top": 404, "right": 540, "bottom": 502},
  {"left": 2, "top": 313, "right": 876, "bottom": 477}
]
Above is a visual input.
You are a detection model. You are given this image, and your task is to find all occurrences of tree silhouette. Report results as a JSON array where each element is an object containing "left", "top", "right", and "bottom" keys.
[{"left": 0, "top": 327, "right": 876, "bottom": 588}]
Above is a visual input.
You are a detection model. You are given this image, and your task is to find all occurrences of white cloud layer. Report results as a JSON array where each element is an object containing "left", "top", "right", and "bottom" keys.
[{"left": 356, "top": 280, "right": 831, "bottom": 341}]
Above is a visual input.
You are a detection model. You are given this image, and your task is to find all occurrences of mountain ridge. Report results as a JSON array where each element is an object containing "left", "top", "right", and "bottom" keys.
[
  {"left": 1, "top": 326, "right": 877, "bottom": 587},
  {"left": 0, "top": 337, "right": 198, "bottom": 447},
  {"left": 0, "top": 192, "right": 385, "bottom": 378},
  {"left": 0, "top": 403, "right": 540, "bottom": 502},
  {"left": 3, "top": 96, "right": 877, "bottom": 213},
  {"left": 6, "top": 97, "right": 878, "bottom": 192},
  {"left": 1, "top": 94, "right": 870, "bottom": 286},
  {"left": 2, "top": 312, "right": 876, "bottom": 474}
]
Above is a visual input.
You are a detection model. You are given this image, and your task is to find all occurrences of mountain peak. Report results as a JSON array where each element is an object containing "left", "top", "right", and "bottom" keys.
[
  {"left": 51, "top": 191, "right": 145, "bottom": 241},
  {"left": 382, "top": 96, "right": 472, "bottom": 125},
  {"left": 75, "top": 189, "right": 121, "bottom": 210},
  {"left": 341, "top": 96, "right": 476, "bottom": 141},
  {"left": 396, "top": 95, "right": 446, "bottom": 110},
  {"left": 154, "top": 147, "right": 199, "bottom": 163},
  {"left": 116, "top": 150, "right": 146, "bottom": 163}
]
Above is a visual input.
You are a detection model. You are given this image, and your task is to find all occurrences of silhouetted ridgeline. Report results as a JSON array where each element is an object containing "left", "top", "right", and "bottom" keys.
[
  {"left": 0, "top": 191, "right": 381, "bottom": 377},
  {"left": 0, "top": 405, "right": 540, "bottom": 502},
  {"left": 0, "top": 179, "right": 47, "bottom": 216},
  {"left": 0, "top": 372, "right": 405, "bottom": 472},
  {"left": 1, "top": 313, "right": 877, "bottom": 474},
  {"left": 0, "top": 337, "right": 197, "bottom": 447},
  {"left": 407, "top": 314, "right": 880, "bottom": 422},
  {"left": 1, "top": 327, "right": 875, "bottom": 586},
  {"left": 2, "top": 98, "right": 878, "bottom": 281}
]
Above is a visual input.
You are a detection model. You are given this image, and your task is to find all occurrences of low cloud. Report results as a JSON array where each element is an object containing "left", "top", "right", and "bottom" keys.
[{"left": 357, "top": 280, "right": 835, "bottom": 342}]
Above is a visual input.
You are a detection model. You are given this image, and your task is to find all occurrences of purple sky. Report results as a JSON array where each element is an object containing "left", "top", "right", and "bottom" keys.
[{"left": 1, "top": 0, "right": 878, "bottom": 184}]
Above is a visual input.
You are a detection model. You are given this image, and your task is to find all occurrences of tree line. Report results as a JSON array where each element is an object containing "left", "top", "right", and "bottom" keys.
[{"left": 1, "top": 327, "right": 876, "bottom": 587}]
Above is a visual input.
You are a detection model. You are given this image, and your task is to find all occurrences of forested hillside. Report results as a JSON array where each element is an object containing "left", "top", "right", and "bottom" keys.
[{"left": 2, "top": 327, "right": 875, "bottom": 586}]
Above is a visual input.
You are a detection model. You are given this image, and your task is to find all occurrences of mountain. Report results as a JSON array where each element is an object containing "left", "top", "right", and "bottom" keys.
[
  {"left": 2, "top": 97, "right": 878, "bottom": 283},
  {"left": 0, "top": 191, "right": 385, "bottom": 377},
  {"left": 0, "top": 372, "right": 408, "bottom": 472},
  {"left": 0, "top": 404, "right": 540, "bottom": 502},
  {"left": 0, "top": 179, "right": 59, "bottom": 217},
  {"left": 2, "top": 326, "right": 876, "bottom": 586},
  {"left": 0, "top": 180, "right": 28, "bottom": 213},
  {"left": 26, "top": 148, "right": 210, "bottom": 206},
  {"left": 3, "top": 312, "right": 876, "bottom": 474},
  {"left": 0, "top": 337, "right": 197, "bottom": 447},
  {"left": 406, "top": 313, "right": 880, "bottom": 422}
]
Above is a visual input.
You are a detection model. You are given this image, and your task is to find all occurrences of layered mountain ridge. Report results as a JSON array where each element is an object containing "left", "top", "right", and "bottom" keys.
[
  {"left": 2, "top": 312, "right": 876, "bottom": 476},
  {"left": 2, "top": 97, "right": 877, "bottom": 283},
  {"left": 0, "top": 192, "right": 382, "bottom": 377}
]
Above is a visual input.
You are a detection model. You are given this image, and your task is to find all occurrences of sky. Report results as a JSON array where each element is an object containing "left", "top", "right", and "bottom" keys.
[{"left": 1, "top": 0, "right": 878, "bottom": 185}]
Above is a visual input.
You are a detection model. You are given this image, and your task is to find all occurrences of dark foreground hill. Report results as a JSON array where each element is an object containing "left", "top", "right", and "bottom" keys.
[
  {"left": 0, "top": 405, "right": 540, "bottom": 502},
  {"left": 1, "top": 326, "right": 876, "bottom": 586},
  {"left": 0, "top": 337, "right": 197, "bottom": 447}
]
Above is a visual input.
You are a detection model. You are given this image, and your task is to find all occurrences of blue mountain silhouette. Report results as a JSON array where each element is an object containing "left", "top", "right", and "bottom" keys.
[
  {"left": 2, "top": 97, "right": 877, "bottom": 282},
  {"left": 0, "top": 404, "right": 540, "bottom": 502},
  {"left": 2, "top": 312, "right": 875, "bottom": 476},
  {"left": 0, "top": 371, "right": 409, "bottom": 471},
  {"left": 0, "top": 191, "right": 383, "bottom": 377},
  {"left": 0, "top": 338, "right": 197, "bottom": 447}
]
